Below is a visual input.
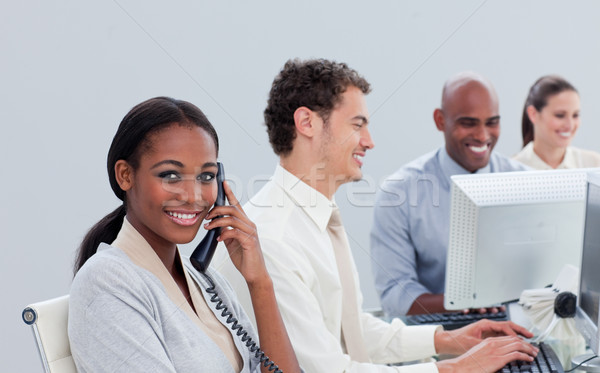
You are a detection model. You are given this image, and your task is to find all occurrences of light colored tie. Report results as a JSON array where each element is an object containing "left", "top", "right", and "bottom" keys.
[{"left": 327, "top": 207, "right": 370, "bottom": 363}]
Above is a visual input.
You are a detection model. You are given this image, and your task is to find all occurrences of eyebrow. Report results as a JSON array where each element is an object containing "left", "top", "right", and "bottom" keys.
[
  {"left": 150, "top": 160, "right": 218, "bottom": 169},
  {"left": 353, "top": 115, "right": 369, "bottom": 124},
  {"left": 456, "top": 115, "right": 500, "bottom": 122}
]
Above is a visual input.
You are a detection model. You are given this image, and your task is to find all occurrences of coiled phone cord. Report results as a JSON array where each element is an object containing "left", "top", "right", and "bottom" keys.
[{"left": 200, "top": 272, "right": 283, "bottom": 373}]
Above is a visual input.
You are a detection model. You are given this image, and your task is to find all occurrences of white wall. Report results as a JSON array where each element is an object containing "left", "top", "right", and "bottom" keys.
[{"left": 3, "top": 1, "right": 600, "bottom": 370}]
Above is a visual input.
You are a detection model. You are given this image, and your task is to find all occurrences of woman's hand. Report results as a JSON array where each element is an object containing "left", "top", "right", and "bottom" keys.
[
  {"left": 203, "top": 181, "right": 268, "bottom": 287},
  {"left": 205, "top": 181, "right": 301, "bottom": 373}
]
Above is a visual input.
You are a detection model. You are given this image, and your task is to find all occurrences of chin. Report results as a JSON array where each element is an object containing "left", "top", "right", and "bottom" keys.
[{"left": 350, "top": 171, "right": 364, "bottom": 182}]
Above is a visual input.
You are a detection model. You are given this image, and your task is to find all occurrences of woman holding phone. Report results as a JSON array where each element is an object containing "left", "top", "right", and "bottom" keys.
[{"left": 68, "top": 97, "right": 300, "bottom": 373}]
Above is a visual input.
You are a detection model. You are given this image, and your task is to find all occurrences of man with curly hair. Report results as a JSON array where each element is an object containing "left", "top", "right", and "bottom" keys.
[{"left": 218, "top": 59, "right": 536, "bottom": 373}]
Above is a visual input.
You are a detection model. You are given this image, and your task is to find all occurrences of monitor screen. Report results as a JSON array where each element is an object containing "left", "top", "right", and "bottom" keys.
[
  {"left": 575, "top": 172, "right": 600, "bottom": 355},
  {"left": 444, "top": 169, "right": 589, "bottom": 310}
]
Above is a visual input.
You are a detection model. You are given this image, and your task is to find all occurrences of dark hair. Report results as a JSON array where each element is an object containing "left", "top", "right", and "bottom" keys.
[
  {"left": 521, "top": 75, "right": 577, "bottom": 147},
  {"left": 74, "top": 97, "right": 219, "bottom": 273},
  {"left": 264, "top": 58, "right": 371, "bottom": 156}
]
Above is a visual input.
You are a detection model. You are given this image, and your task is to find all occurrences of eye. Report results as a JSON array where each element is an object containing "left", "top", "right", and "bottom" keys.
[
  {"left": 486, "top": 119, "right": 499, "bottom": 127},
  {"left": 458, "top": 120, "right": 477, "bottom": 128},
  {"left": 555, "top": 113, "right": 565, "bottom": 119},
  {"left": 353, "top": 123, "right": 363, "bottom": 130},
  {"left": 158, "top": 171, "right": 181, "bottom": 183},
  {"left": 197, "top": 172, "right": 216, "bottom": 183}
]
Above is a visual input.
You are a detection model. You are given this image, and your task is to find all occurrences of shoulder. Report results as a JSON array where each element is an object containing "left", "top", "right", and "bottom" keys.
[
  {"left": 570, "top": 146, "right": 600, "bottom": 167},
  {"left": 244, "top": 180, "right": 290, "bottom": 230},
  {"left": 383, "top": 149, "right": 440, "bottom": 185},
  {"left": 512, "top": 146, "right": 529, "bottom": 163},
  {"left": 375, "top": 149, "right": 441, "bottom": 206},
  {"left": 491, "top": 151, "right": 530, "bottom": 171},
  {"left": 244, "top": 180, "right": 309, "bottom": 247},
  {"left": 70, "top": 245, "right": 152, "bottom": 307}
]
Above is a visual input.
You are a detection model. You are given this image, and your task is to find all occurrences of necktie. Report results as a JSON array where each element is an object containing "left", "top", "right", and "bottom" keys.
[{"left": 327, "top": 206, "right": 370, "bottom": 363}]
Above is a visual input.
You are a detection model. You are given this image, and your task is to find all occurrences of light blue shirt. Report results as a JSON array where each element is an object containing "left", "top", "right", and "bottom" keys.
[{"left": 370, "top": 148, "right": 528, "bottom": 316}]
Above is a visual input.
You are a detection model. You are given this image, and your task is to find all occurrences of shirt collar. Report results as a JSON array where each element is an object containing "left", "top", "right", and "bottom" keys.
[
  {"left": 438, "top": 146, "right": 492, "bottom": 181},
  {"left": 273, "top": 164, "right": 335, "bottom": 233},
  {"left": 524, "top": 141, "right": 571, "bottom": 169},
  {"left": 559, "top": 146, "right": 574, "bottom": 169},
  {"left": 111, "top": 217, "right": 188, "bottom": 304}
]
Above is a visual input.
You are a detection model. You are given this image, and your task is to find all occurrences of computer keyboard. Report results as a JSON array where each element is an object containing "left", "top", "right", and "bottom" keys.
[
  {"left": 497, "top": 342, "right": 564, "bottom": 373},
  {"left": 405, "top": 310, "right": 508, "bottom": 330}
]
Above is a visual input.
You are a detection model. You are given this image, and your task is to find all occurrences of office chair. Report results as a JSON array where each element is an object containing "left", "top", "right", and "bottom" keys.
[{"left": 22, "top": 295, "right": 76, "bottom": 373}]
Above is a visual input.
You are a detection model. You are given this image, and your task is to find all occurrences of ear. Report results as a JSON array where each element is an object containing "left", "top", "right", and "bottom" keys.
[
  {"left": 433, "top": 108, "right": 445, "bottom": 132},
  {"left": 114, "top": 160, "right": 134, "bottom": 192},
  {"left": 526, "top": 105, "right": 538, "bottom": 125},
  {"left": 293, "top": 107, "right": 318, "bottom": 138}
]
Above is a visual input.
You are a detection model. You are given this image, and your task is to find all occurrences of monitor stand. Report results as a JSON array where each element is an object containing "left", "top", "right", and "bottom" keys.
[{"left": 571, "top": 354, "right": 600, "bottom": 372}]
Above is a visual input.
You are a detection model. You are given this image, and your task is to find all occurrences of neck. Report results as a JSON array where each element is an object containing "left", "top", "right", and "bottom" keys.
[
  {"left": 125, "top": 214, "right": 179, "bottom": 274},
  {"left": 532, "top": 140, "right": 566, "bottom": 169},
  {"left": 280, "top": 157, "right": 339, "bottom": 200}
]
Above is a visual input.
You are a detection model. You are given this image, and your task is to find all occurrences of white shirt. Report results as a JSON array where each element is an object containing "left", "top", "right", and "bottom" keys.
[
  {"left": 215, "top": 165, "right": 440, "bottom": 373},
  {"left": 513, "top": 142, "right": 600, "bottom": 170}
]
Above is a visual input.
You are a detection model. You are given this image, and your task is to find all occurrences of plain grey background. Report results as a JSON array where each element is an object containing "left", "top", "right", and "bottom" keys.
[{"left": 3, "top": 1, "right": 600, "bottom": 370}]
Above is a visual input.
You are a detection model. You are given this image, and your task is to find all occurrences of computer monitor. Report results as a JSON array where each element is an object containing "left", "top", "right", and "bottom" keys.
[
  {"left": 444, "top": 169, "right": 589, "bottom": 311},
  {"left": 574, "top": 172, "right": 600, "bottom": 355}
]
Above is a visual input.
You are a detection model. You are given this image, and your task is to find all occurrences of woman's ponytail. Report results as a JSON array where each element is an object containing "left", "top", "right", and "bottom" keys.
[{"left": 74, "top": 205, "right": 126, "bottom": 274}]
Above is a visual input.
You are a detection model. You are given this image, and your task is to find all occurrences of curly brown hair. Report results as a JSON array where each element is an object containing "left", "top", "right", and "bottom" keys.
[{"left": 264, "top": 58, "right": 371, "bottom": 156}]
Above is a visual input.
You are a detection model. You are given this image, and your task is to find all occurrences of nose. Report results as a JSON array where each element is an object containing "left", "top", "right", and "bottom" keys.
[
  {"left": 566, "top": 115, "right": 579, "bottom": 131},
  {"left": 472, "top": 124, "right": 490, "bottom": 142},
  {"left": 360, "top": 127, "right": 375, "bottom": 150},
  {"left": 175, "top": 178, "right": 203, "bottom": 204}
]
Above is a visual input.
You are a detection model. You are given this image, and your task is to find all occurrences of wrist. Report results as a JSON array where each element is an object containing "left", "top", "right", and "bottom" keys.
[
  {"left": 435, "top": 359, "right": 456, "bottom": 373},
  {"left": 434, "top": 329, "right": 451, "bottom": 355},
  {"left": 246, "top": 274, "right": 274, "bottom": 294}
]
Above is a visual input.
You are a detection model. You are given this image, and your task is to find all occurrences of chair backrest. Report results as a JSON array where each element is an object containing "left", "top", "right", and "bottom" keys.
[{"left": 22, "top": 295, "right": 76, "bottom": 373}]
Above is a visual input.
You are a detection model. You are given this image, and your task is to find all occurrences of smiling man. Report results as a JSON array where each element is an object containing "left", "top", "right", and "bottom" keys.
[
  {"left": 218, "top": 63, "right": 538, "bottom": 373},
  {"left": 371, "top": 72, "right": 528, "bottom": 317}
]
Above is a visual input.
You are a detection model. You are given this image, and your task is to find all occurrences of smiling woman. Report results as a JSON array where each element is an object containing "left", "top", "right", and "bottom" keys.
[
  {"left": 514, "top": 75, "right": 600, "bottom": 169},
  {"left": 68, "top": 97, "right": 300, "bottom": 373}
]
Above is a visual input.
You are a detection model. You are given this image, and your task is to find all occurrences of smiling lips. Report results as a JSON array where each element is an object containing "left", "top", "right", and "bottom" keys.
[
  {"left": 166, "top": 211, "right": 202, "bottom": 226},
  {"left": 558, "top": 131, "right": 572, "bottom": 139},
  {"left": 353, "top": 153, "right": 364, "bottom": 166},
  {"left": 467, "top": 143, "right": 491, "bottom": 155}
]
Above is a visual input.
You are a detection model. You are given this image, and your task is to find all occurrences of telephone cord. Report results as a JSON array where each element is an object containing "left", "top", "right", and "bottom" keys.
[{"left": 200, "top": 272, "right": 283, "bottom": 373}]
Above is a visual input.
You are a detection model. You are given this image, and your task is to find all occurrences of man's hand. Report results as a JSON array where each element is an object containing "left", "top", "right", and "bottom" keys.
[
  {"left": 436, "top": 335, "right": 539, "bottom": 373},
  {"left": 434, "top": 319, "right": 534, "bottom": 355},
  {"left": 462, "top": 304, "right": 506, "bottom": 315}
]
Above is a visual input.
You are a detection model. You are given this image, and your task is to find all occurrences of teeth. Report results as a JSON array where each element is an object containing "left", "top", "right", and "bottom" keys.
[
  {"left": 558, "top": 132, "right": 571, "bottom": 138},
  {"left": 469, "top": 144, "right": 488, "bottom": 153},
  {"left": 168, "top": 212, "right": 197, "bottom": 219},
  {"left": 353, "top": 154, "right": 363, "bottom": 161}
]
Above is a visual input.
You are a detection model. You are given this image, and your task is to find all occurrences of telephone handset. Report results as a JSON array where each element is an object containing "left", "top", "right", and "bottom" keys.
[
  {"left": 190, "top": 162, "right": 225, "bottom": 273},
  {"left": 188, "top": 162, "right": 284, "bottom": 372}
]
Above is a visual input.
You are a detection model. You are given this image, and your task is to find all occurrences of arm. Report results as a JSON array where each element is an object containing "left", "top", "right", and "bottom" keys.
[
  {"left": 371, "top": 178, "right": 432, "bottom": 316},
  {"left": 407, "top": 294, "right": 447, "bottom": 315},
  {"left": 408, "top": 294, "right": 505, "bottom": 315},
  {"left": 205, "top": 181, "right": 300, "bottom": 373},
  {"left": 69, "top": 257, "right": 177, "bottom": 372},
  {"left": 260, "top": 240, "right": 439, "bottom": 373}
]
